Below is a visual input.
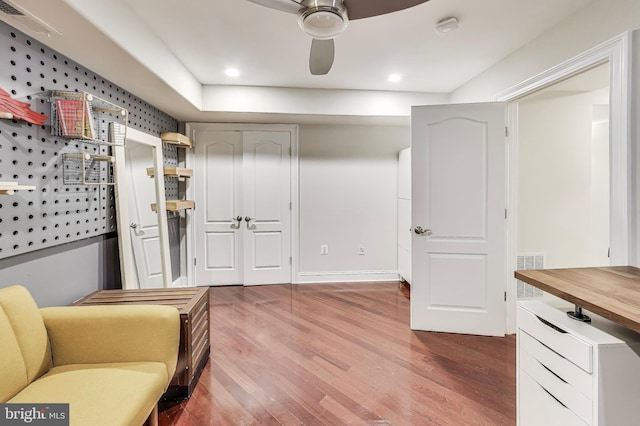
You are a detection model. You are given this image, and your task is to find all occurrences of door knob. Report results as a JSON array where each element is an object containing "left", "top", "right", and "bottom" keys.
[
  {"left": 130, "top": 223, "right": 138, "bottom": 229},
  {"left": 245, "top": 216, "right": 254, "bottom": 223},
  {"left": 234, "top": 216, "right": 242, "bottom": 223},
  {"left": 414, "top": 226, "right": 432, "bottom": 236}
]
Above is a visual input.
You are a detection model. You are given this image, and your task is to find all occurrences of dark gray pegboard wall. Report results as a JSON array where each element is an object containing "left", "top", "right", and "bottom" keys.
[{"left": 0, "top": 21, "right": 178, "bottom": 260}]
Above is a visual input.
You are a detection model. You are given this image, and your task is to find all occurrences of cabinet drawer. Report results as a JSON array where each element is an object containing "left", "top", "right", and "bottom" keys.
[
  {"left": 518, "top": 305, "right": 592, "bottom": 372},
  {"left": 519, "top": 370, "right": 588, "bottom": 426},
  {"left": 519, "top": 330, "right": 592, "bottom": 399},
  {"left": 520, "top": 349, "right": 592, "bottom": 424}
]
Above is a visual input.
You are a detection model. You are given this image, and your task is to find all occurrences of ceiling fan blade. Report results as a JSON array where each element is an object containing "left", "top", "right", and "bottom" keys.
[
  {"left": 247, "top": 0, "right": 304, "bottom": 14},
  {"left": 344, "top": 0, "right": 429, "bottom": 20},
  {"left": 309, "top": 39, "right": 334, "bottom": 75}
]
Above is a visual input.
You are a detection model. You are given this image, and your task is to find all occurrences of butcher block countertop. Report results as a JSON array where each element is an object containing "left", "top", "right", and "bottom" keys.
[{"left": 515, "top": 266, "right": 640, "bottom": 334}]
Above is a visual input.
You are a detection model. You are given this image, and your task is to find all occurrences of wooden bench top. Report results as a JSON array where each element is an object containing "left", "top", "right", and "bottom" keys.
[{"left": 73, "top": 287, "right": 209, "bottom": 314}]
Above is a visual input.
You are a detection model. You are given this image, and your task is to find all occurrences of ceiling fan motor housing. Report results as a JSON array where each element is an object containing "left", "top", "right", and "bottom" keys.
[{"left": 298, "top": 0, "right": 348, "bottom": 40}]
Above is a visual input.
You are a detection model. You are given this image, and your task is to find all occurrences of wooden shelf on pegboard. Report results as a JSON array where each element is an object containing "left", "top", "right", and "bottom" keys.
[
  {"left": 151, "top": 199, "right": 195, "bottom": 212},
  {"left": 161, "top": 132, "right": 192, "bottom": 148},
  {"left": 146, "top": 166, "right": 193, "bottom": 179},
  {"left": 0, "top": 182, "right": 36, "bottom": 195}
]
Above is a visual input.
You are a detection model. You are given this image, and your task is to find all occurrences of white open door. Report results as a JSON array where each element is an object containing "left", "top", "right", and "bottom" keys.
[
  {"left": 126, "top": 142, "right": 164, "bottom": 288},
  {"left": 113, "top": 126, "right": 171, "bottom": 289},
  {"left": 411, "top": 102, "right": 507, "bottom": 336}
]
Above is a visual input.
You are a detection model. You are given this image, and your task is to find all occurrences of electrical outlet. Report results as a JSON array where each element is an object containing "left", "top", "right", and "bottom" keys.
[
  {"left": 359, "top": 245, "right": 365, "bottom": 255},
  {"left": 320, "top": 244, "right": 329, "bottom": 255}
]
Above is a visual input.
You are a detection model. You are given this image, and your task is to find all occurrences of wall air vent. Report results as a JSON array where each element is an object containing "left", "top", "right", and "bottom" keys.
[
  {"left": 516, "top": 253, "right": 545, "bottom": 299},
  {"left": 0, "top": 0, "right": 61, "bottom": 36},
  {"left": 0, "top": 0, "right": 22, "bottom": 15}
]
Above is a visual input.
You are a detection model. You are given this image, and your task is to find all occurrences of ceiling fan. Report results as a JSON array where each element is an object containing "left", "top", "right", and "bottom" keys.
[{"left": 247, "top": 0, "right": 429, "bottom": 75}]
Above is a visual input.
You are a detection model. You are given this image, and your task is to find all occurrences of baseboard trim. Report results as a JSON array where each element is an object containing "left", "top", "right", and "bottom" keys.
[{"left": 297, "top": 270, "right": 400, "bottom": 284}]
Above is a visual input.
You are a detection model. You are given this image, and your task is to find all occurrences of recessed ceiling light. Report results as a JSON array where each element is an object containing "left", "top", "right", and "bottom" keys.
[
  {"left": 225, "top": 68, "right": 240, "bottom": 77},
  {"left": 388, "top": 74, "right": 402, "bottom": 83}
]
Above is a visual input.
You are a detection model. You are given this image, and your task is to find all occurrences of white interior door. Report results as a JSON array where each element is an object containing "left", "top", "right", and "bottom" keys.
[
  {"left": 194, "top": 131, "right": 243, "bottom": 285},
  {"left": 126, "top": 142, "right": 164, "bottom": 288},
  {"left": 193, "top": 130, "right": 292, "bottom": 286},
  {"left": 411, "top": 102, "right": 506, "bottom": 336},
  {"left": 243, "top": 131, "right": 292, "bottom": 285}
]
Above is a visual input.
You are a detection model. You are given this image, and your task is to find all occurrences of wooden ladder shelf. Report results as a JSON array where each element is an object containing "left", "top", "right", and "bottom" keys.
[{"left": 146, "top": 166, "right": 193, "bottom": 178}]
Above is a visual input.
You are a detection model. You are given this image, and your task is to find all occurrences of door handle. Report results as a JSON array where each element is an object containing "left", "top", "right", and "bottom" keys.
[
  {"left": 413, "top": 226, "right": 432, "bottom": 236},
  {"left": 130, "top": 223, "right": 138, "bottom": 229},
  {"left": 234, "top": 216, "right": 242, "bottom": 224},
  {"left": 244, "top": 216, "right": 254, "bottom": 223}
]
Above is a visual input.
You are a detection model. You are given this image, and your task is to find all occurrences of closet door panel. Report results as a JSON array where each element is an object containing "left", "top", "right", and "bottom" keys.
[
  {"left": 243, "top": 131, "right": 292, "bottom": 285},
  {"left": 194, "top": 131, "right": 243, "bottom": 285}
]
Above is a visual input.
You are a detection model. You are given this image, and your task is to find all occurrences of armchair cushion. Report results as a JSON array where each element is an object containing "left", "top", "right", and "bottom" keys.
[
  {"left": 41, "top": 304, "right": 179, "bottom": 381},
  {"left": 0, "top": 305, "right": 28, "bottom": 402},
  {"left": 0, "top": 286, "right": 52, "bottom": 385},
  {"left": 9, "top": 362, "right": 168, "bottom": 426}
]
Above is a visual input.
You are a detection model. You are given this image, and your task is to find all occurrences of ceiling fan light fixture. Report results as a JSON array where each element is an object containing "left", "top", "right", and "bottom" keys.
[{"left": 298, "top": 4, "right": 348, "bottom": 40}]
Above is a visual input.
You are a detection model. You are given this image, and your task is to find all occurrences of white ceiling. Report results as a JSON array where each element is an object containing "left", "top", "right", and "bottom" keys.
[
  {"left": 7, "top": 0, "right": 596, "bottom": 122},
  {"left": 125, "top": 0, "right": 594, "bottom": 92}
]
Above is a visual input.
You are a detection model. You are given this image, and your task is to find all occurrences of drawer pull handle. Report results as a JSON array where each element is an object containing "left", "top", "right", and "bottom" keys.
[
  {"left": 540, "top": 362, "right": 568, "bottom": 383},
  {"left": 542, "top": 386, "right": 568, "bottom": 409},
  {"left": 535, "top": 315, "right": 567, "bottom": 334}
]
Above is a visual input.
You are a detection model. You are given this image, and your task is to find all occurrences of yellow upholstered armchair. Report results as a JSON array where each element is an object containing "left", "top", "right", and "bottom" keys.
[{"left": 0, "top": 285, "right": 180, "bottom": 426}]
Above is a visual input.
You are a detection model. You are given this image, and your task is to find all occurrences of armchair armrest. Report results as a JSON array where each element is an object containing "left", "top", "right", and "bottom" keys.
[{"left": 40, "top": 305, "right": 179, "bottom": 382}]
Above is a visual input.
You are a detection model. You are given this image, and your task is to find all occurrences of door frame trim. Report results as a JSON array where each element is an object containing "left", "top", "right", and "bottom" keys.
[
  {"left": 184, "top": 123, "right": 299, "bottom": 286},
  {"left": 496, "top": 32, "right": 631, "bottom": 333}
]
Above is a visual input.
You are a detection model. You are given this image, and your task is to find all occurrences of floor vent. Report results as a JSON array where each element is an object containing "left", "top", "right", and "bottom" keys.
[{"left": 516, "top": 254, "right": 544, "bottom": 299}]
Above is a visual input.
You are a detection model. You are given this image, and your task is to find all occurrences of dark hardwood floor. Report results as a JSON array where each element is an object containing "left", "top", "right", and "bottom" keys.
[{"left": 159, "top": 282, "right": 516, "bottom": 425}]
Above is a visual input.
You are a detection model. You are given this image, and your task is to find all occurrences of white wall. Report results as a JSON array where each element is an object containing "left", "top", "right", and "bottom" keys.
[
  {"left": 451, "top": 0, "right": 640, "bottom": 103},
  {"left": 298, "top": 125, "right": 409, "bottom": 282},
  {"left": 518, "top": 89, "right": 610, "bottom": 269}
]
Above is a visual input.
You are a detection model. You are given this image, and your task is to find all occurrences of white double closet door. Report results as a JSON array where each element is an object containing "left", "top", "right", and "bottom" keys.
[{"left": 194, "top": 130, "right": 292, "bottom": 286}]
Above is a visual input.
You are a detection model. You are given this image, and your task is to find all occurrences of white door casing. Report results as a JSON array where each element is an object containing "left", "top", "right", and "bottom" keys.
[
  {"left": 126, "top": 142, "right": 164, "bottom": 288},
  {"left": 496, "top": 32, "right": 630, "bottom": 334},
  {"left": 411, "top": 102, "right": 506, "bottom": 337},
  {"left": 193, "top": 128, "right": 293, "bottom": 286}
]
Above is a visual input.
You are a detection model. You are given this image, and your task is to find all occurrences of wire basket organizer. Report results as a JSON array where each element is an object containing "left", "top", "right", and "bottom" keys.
[
  {"left": 50, "top": 91, "right": 128, "bottom": 146},
  {"left": 62, "top": 152, "right": 115, "bottom": 186},
  {"left": 52, "top": 91, "right": 127, "bottom": 186}
]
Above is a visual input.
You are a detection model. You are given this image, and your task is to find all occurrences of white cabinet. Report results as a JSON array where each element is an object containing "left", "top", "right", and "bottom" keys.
[
  {"left": 398, "top": 147, "right": 411, "bottom": 283},
  {"left": 517, "top": 300, "right": 640, "bottom": 425}
]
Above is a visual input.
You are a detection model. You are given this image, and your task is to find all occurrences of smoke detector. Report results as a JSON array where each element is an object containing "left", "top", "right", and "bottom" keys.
[{"left": 435, "top": 17, "right": 459, "bottom": 35}]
